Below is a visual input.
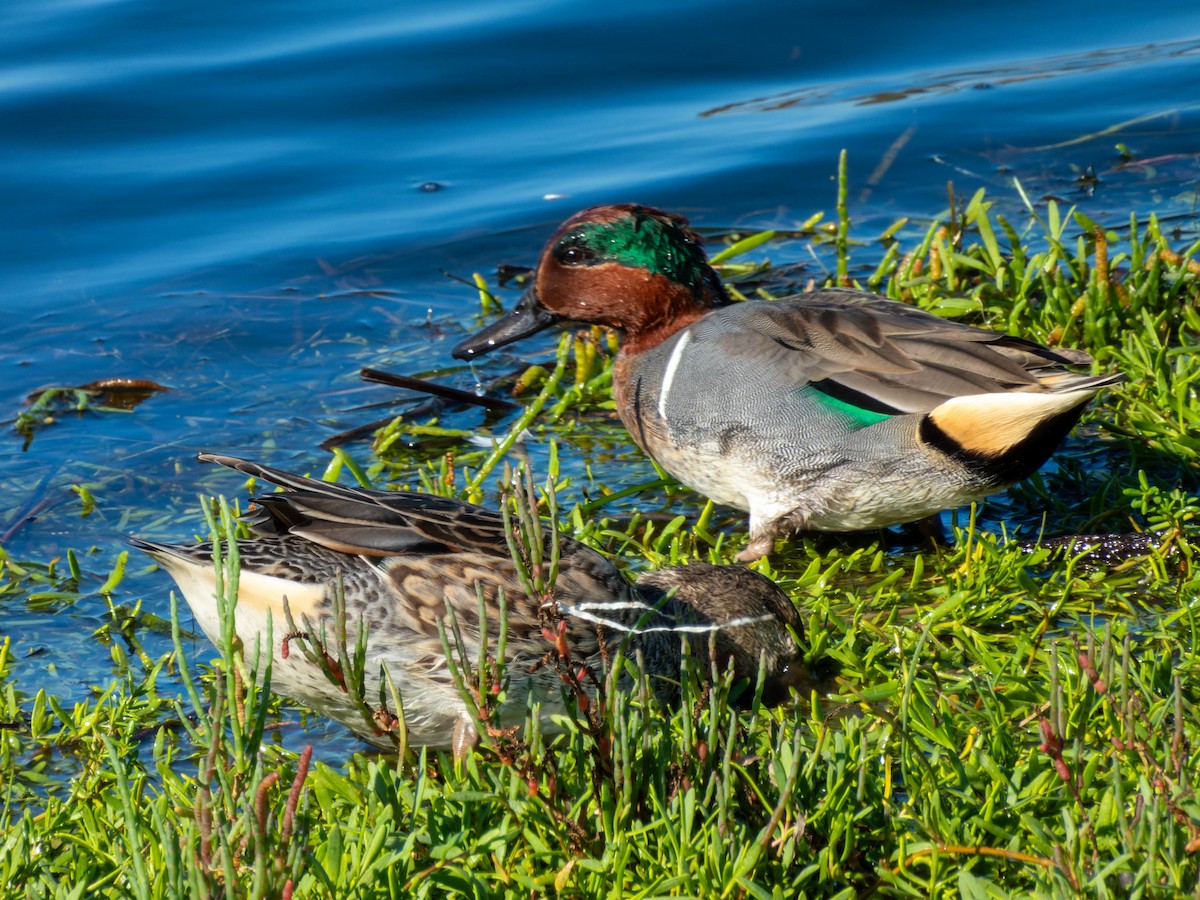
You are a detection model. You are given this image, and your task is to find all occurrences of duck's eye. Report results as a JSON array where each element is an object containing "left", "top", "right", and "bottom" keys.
[{"left": 554, "top": 241, "right": 597, "bottom": 266}]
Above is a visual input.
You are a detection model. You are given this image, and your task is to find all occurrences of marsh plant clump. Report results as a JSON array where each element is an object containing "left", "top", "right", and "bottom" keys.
[{"left": 2, "top": 176, "right": 1199, "bottom": 898}]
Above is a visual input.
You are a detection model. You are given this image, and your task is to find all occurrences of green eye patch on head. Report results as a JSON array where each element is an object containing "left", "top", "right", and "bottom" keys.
[{"left": 558, "top": 210, "right": 712, "bottom": 290}]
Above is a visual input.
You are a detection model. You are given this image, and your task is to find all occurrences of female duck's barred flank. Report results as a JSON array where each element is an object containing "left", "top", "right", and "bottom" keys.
[
  {"left": 454, "top": 203, "right": 1124, "bottom": 560},
  {"left": 133, "top": 454, "right": 805, "bottom": 756}
]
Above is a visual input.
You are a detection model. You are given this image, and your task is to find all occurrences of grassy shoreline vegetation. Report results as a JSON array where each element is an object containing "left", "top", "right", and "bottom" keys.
[{"left": 3, "top": 164, "right": 1200, "bottom": 897}]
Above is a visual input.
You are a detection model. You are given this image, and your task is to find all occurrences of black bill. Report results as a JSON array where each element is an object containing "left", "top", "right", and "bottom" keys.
[{"left": 452, "top": 287, "right": 562, "bottom": 360}]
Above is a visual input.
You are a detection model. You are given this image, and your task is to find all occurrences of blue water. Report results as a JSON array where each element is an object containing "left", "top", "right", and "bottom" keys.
[{"left": 3, "top": 0, "right": 1199, "bottom": 752}]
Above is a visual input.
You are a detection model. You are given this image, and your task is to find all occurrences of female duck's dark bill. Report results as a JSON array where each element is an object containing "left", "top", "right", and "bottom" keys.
[{"left": 452, "top": 288, "right": 562, "bottom": 359}]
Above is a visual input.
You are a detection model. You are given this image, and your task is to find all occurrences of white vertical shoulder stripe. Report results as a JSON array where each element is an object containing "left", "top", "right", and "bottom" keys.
[{"left": 658, "top": 328, "right": 692, "bottom": 420}]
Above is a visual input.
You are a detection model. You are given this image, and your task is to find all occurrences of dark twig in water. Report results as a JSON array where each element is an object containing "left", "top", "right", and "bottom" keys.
[
  {"left": 360, "top": 368, "right": 518, "bottom": 413},
  {"left": 1020, "top": 532, "right": 1173, "bottom": 566},
  {"left": 321, "top": 366, "right": 523, "bottom": 448},
  {"left": 1, "top": 473, "right": 57, "bottom": 543},
  {"left": 320, "top": 415, "right": 404, "bottom": 450}
]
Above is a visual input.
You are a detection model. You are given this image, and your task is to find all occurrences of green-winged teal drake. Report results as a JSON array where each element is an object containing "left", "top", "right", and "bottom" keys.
[{"left": 453, "top": 204, "right": 1123, "bottom": 560}]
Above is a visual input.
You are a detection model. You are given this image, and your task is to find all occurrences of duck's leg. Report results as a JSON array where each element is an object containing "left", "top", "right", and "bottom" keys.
[
  {"left": 736, "top": 536, "right": 774, "bottom": 562},
  {"left": 907, "top": 513, "right": 945, "bottom": 545},
  {"left": 737, "top": 512, "right": 787, "bottom": 562}
]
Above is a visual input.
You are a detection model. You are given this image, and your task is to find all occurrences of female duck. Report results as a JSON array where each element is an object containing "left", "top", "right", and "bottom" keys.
[
  {"left": 134, "top": 454, "right": 804, "bottom": 756},
  {"left": 454, "top": 204, "right": 1123, "bottom": 560}
]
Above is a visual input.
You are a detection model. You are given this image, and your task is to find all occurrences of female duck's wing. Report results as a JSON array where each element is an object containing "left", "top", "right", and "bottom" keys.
[
  {"left": 198, "top": 454, "right": 628, "bottom": 626},
  {"left": 201, "top": 453, "right": 536, "bottom": 559},
  {"left": 732, "top": 290, "right": 1117, "bottom": 416}
]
